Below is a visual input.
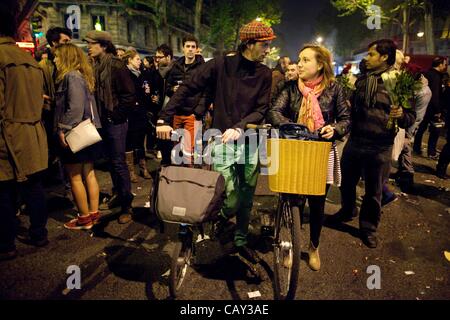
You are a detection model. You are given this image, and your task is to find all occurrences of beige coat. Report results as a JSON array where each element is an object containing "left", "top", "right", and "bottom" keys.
[{"left": 0, "top": 37, "right": 48, "bottom": 182}]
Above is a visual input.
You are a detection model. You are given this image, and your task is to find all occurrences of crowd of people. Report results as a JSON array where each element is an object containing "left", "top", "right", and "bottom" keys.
[{"left": 1, "top": 0, "right": 449, "bottom": 280}]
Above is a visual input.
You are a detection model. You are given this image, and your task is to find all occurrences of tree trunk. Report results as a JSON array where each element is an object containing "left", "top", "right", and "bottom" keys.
[
  {"left": 194, "top": 0, "right": 203, "bottom": 41},
  {"left": 402, "top": 5, "right": 411, "bottom": 53},
  {"left": 424, "top": 0, "right": 435, "bottom": 54}
]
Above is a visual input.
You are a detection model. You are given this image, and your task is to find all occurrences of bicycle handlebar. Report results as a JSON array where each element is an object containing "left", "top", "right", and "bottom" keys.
[{"left": 246, "top": 123, "right": 272, "bottom": 130}]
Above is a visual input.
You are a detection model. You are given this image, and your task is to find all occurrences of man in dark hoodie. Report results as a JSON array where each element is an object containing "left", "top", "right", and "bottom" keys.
[
  {"left": 157, "top": 20, "right": 275, "bottom": 263},
  {"left": 330, "top": 39, "right": 415, "bottom": 248},
  {"left": 84, "top": 30, "right": 136, "bottom": 224},
  {"left": 165, "top": 35, "right": 206, "bottom": 164}
]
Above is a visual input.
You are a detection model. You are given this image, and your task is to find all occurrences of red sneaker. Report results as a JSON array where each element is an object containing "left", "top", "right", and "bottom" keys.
[
  {"left": 64, "top": 214, "right": 93, "bottom": 230},
  {"left": 90, "top": 211, "right": 102, "bottom": 225}
]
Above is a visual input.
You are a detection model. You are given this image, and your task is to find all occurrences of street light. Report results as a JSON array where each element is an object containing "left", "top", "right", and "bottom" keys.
[
  {"left": 316, "top": 36, "right": 323, "bottom": 44},
  {"left": 417, "top": 31, "right": 424, "bottom": 38}
]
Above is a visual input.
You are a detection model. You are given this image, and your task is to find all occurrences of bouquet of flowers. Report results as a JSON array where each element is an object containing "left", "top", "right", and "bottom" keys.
[{"left": 381, "top": 66, "right": 422, "bottom": 130}]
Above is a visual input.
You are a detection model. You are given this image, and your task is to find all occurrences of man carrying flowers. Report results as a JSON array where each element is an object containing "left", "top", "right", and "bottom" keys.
[{"left": 330, "top": 39, "right": 416, "bottom": 248}]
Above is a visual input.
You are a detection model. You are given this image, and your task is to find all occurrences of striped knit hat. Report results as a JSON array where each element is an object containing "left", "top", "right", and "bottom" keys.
[{"left": 239, "top": 20, "right": 276, "bottom": 42}]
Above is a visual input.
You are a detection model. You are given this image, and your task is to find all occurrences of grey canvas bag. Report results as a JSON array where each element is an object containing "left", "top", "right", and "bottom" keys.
[{"left": 154, "top": 166, "right": 226, "bottom": 225}]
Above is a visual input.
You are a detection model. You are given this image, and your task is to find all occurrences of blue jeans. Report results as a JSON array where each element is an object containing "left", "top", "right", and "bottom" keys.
[
  {"left": 102, "top": 121, "right": 133, "bottom": 210},
  {"left": 0, "top": 173, "right": 48, "bottom": 252}
]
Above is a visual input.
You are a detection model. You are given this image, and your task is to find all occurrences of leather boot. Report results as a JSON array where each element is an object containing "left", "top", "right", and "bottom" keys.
[
  {"left": 139, "top": 158, "right": 151, "bottom": 179},
  {"left": 308, "top": 241, "right": 321, "bottom": 271},
  {"left": 125, "top": 151, "right": 138, "bottom": 183}
]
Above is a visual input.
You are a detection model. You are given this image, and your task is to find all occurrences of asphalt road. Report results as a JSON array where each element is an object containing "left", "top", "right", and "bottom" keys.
[{"left": 1, "top": 140, "right": 449, "bottom": 300}]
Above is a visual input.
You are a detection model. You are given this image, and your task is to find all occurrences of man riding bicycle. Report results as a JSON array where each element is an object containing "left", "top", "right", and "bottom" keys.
[{"left": 156, "top": 20, "right": 276, "bottom": 264}]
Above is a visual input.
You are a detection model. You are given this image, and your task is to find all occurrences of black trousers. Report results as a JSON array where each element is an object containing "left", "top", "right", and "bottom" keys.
[
  {"left": 0, "top": 172, "right": 48, "bottom": 252},
  {"left": 340, "top": 140, "right": 392, "bottom": 234},
  {"left": 126, "top": 130, "right": 146, "bottom": 160},
  {"left": 307, "top": 185, "right": 330, "bottom": 248},
  {"left": 413, "top": 113, "right": 441, "bottom": 156},
  {"left": 102, "top": 121, "right": 133, "bottom": 210}
]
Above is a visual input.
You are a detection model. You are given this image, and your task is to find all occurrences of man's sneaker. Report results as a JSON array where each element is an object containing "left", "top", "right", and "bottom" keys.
[
  {"left": 328, "top": 207, "right": 359, "bottom": 223},
  {"left": 118, "top": 208, "right": 133, "bottom": 224},
  {"left": 361, "top": 232, "right": 378, "bottom": 248},
  {"left": 99, "top": 194, "right": 121, "bottom": 211},
  {"left": 16, "top": 234, "right": 49, "bottom": 247},
  {"left": 381, "top": 192, "right": 398, "bottom": 207},
  {"left": 64, "top": 214, "right": 93, "bottom": 230}
]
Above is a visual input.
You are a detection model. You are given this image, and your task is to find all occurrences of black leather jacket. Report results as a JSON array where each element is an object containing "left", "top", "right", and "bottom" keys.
[{"left": 267, "top": 81, "right": 351, "bottom": 139}]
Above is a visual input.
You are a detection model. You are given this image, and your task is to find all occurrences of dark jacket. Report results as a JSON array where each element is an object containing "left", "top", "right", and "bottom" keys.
[
  {"left": 94, "top": 56, "right": 135, "bottom": 124},
  {"left": 127, "top": 68, "right": 150, "bottom": 131},
  {"left": 424, "top": 68, "right": 444, "bottom": 117},
  {"left": 159, "top": 53, "right": 272, "bottom": 132},
  {"left": 166, "top": 55, "right": 206, "bottom": 116},
  {"left": 267, "top": 81, "right": 351, "bottom": 140},
  {"left": 54, "top": 71, "right": 101, "bottom": 133},
  {"left": 0, "top": 37, "right": 48, "bottom": 182},
  {"left": 349, "top": 73, "right": 416, "bottom": 146},
  {"left": 145, "top": 67, "right": 165, "bottom": 114}
]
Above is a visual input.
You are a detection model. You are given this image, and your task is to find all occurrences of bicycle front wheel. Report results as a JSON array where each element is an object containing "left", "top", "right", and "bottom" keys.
[
  {"left": 169, "top": 234, "right": 193, "bottom": 298},
  {"left": 273, "top": 199, "right": 301, "bottom": 300}
]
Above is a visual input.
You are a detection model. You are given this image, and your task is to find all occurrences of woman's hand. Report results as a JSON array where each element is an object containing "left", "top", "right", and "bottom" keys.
[
  {"left": 320, "top": 125, "right": 335, "bottom": 140},
  {"left": 59, "top": 131, "right": 68, "bottom": 148}
]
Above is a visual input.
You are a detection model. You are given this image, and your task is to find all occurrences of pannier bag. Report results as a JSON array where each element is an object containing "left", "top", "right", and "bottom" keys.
[{"left": 154, "top": 166, "right": 226, "bottom": 225}]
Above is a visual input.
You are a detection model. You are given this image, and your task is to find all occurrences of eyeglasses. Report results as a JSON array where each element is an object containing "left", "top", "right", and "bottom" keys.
[{"left": 154, "top": 55, "right": 166, "bottom": 60}]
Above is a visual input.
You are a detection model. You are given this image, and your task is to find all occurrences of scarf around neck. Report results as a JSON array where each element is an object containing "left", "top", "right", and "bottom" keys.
[
  {"left": 127, "top": 64, "right": 141, "bottom": 78},
  {"left": 95, "top": 53, "right": 115, "bottom": 112},
  {"left": 297, "top": 75, "right": 325, "bottom": 132},
  {"left": 365, "top": 65, "right": 390, "bottom": 108}
]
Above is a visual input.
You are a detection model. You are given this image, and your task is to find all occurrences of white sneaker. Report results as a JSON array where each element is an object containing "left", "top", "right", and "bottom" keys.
[{"left": 156, "top": 151, "right": 162, "bottom": 159}]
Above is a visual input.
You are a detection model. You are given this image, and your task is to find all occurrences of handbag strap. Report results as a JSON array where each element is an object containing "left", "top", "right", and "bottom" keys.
[
  {"left": 82, "top": 94, "right": 95, "bottom": 121},
  {"left": 90, "top": 100, "right": 95, "bottom": 121}
]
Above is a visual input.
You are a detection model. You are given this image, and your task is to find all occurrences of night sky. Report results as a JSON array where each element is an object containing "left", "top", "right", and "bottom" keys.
[{"left": 273, "top": 0, "right": 328, "bottom": 60}]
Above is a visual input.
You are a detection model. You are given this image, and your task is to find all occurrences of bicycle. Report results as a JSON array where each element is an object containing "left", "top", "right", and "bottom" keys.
[
  {"left": 265, "top": 123, "right": 331, "bottom": 300},
  {"left": 152, "top": 124, "right": 271, "bottom": 298},
  {"left": 151, "top": 128, "right": 225, "bottom": 298}
]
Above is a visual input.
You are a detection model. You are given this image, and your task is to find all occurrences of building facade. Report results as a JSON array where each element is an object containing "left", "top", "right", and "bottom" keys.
[{"left": 31, "top": 0, "right": 214, "bottom": 57}]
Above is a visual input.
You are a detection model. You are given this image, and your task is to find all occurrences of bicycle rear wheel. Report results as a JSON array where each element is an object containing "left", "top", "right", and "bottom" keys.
[
  {"left": 169, "top": 232, "right": 193, "bottom": 298},
  {"left": 273, "top": 198, "right": 301, "bottom": 300}
]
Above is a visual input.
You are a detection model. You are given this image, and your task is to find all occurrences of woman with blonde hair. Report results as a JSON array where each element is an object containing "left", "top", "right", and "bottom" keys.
[
  {"left": 268, "top": 44, "right": 351, "bottom": 271},
  {"left": 54, "top": 43, "right": 102, "bottom": 230}
]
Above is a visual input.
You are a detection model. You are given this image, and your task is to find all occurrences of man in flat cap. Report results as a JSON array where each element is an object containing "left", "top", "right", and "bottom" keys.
[
  {"left": 84, "top": 30, "right": 136, "bottom": 224},
  {"left": 156, "top": 20, "right": 275, "bottom": 267}
]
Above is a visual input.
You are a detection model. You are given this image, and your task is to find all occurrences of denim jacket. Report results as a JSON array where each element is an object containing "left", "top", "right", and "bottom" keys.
[{"left": 54, "top": 71, "right": 101, "bottom": 133}]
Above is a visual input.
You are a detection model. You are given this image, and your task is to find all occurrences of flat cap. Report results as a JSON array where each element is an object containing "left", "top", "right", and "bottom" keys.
[
  {"left": 239, "top": 20, "right": 276, "bottom": 42},
  {"left": 83, "top": 30, "right": 112, "bottom": 43}
]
